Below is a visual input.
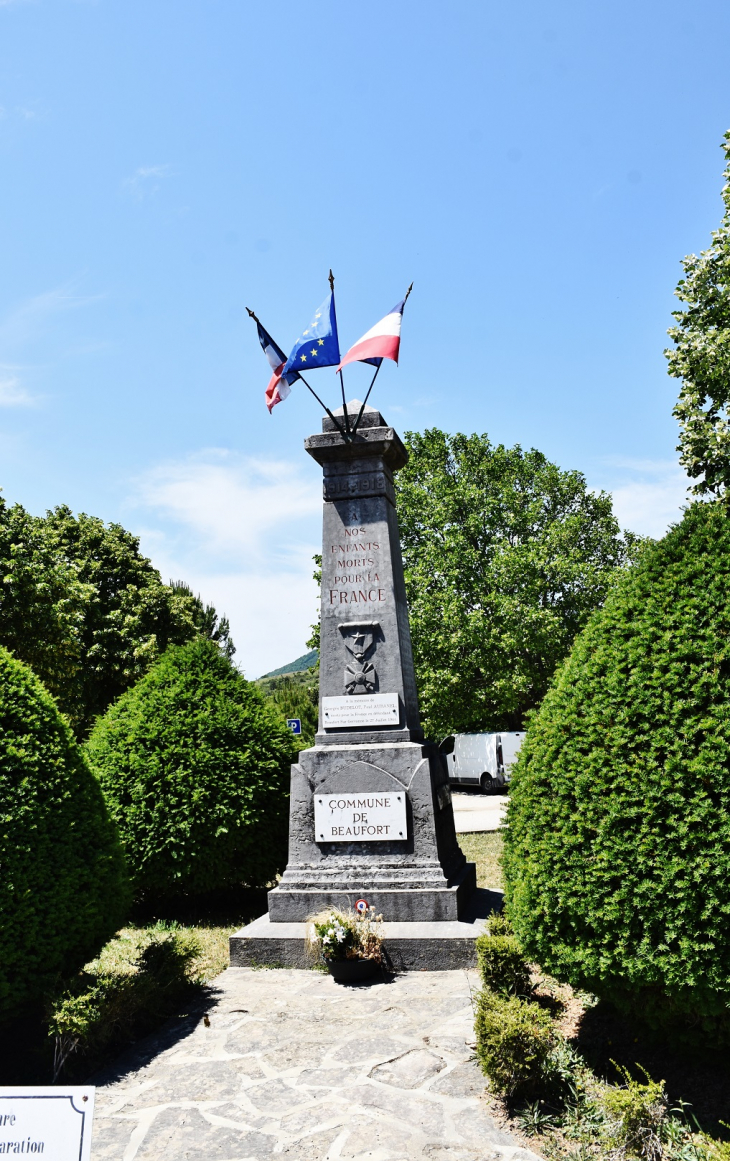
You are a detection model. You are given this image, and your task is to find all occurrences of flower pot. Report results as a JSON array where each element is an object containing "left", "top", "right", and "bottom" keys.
[{"left": 326, "top": 958, "right": 378, "bottom": 983}]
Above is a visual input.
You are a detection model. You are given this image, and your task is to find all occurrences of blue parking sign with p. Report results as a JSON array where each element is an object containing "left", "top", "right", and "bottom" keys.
[{"left": 287, "top": 718, "right": 302, "bottom": 735}]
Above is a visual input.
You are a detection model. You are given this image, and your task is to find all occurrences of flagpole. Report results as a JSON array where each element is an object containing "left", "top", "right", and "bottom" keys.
[
  {"left": 350, "top": 282, "right": 413, "bottom": 439},
  {"left": 351, "top": 361, "right": 383, "bottom": 437},
  {"left": 329, "top": 269, "right": 351, "bottom": 438},
  {"left": 246, "top": 306, "right": 349, "bottom": 441}
]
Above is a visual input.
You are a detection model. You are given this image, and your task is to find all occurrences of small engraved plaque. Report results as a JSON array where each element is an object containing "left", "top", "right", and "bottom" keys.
[
  {"left": 314, "top": 790, "right": 407, "bottom": 842},
  {"left": 0, "top": 1087, "right": 96, "bottom": 1161},
  {"left": 322, "top": 693, "right": 399, "bottom": 729}
]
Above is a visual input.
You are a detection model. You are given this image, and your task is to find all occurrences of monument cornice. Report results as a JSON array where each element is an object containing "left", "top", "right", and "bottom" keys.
[{"left": 304, "top": 426, "right": 408, "bottom": 471}]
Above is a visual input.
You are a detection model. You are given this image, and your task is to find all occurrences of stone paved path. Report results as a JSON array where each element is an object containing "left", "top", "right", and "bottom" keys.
[{"left": 92, "top": 967, "right": 540, "bottom": 1161}]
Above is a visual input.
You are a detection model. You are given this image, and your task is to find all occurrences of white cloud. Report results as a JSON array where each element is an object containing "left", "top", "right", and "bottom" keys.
[
  {"left": 0, "top": 284, "right": 104, "bottom": 405},
  {"left": 0, "top": 373, "right": 35, "bottom": 407},
  {"left": 123, "top": 164, "right": 172, "bottom": 201},
  {"left": 0, "top": 102, "right": 46, "bottom": 124},
  {"left": 598, "top": 458, "right": 690, "bottom": 539},
  {"left": 127, "top": 449, "right": 694, "bottom": 674},
  {"left": 130, "top": 451, "right": 322, "bottom": 678},
  {"left": 0, "top": 283, "right": 104, "bottom": 350}
]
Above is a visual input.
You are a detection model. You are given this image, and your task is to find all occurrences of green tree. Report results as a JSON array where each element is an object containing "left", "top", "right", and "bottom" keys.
[
  {"left": 396, "top": 429, "right": 636, "bottom": 739},
  {"left": 0, "top": 498, "right": 88, "bottom": 706},
  {"left": 503, "top": 501, "right": 730, "bottom": 1040},
  {"left": 306, "top": 554, "right": 322, "bottom": 653},
  {"left": 169, "top": 579, "right": 235, "bottom": 659},
  {"left": 259, "top": 670, "right": 319, "bottom": 750},
  {"left": 0, "top": 647, "right": 130, "bottom": 1021},
  {"left": 85, "top": 638, "right": 295, "bottom": 899},
  {"left": 0, "top": 499, "right": 233, "bottom": 736},
  {"left": 668, "top": 130, "right": 730, "bottom": 497}
]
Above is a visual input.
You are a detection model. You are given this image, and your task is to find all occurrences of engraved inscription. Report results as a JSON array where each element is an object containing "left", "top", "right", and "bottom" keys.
[
  {"left": 314, "top": 790, "right": 407, "bottom": 842},
  {"left": 325, "top": 526, "right": 387, "bottom": 608},
  {"left": 323, "top": 472, "right": 388, "bottom": 500},
  {"left": 322, "top": 693, "right": 400, "bottom": 728}
]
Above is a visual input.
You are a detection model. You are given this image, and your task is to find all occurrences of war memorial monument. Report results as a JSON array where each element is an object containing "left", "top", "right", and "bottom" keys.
[{"left": 230, "top": 399, "right": 497, "bottom": 970}]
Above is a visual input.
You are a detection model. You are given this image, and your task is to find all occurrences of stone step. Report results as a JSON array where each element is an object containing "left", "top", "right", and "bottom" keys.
[{"left": 230, "top": 887, "right": 504, "bottom": 971}]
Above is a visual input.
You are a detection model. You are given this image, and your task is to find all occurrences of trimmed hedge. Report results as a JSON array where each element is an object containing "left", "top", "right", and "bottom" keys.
[
  {"left": 503, "top": 501, "right": 730, "bottom": 1036},
  {"left": 0, "top": 647, "right": 129, "bottom": 1020},
  {"left": 475, "top": 990, "right": 557, "bottom": 1099},
  {"left": 85, "top": 638, "right": 295, "bottom": 898},
  {"left": 476, "top": 925, "right": 531, "bottom": 998}
]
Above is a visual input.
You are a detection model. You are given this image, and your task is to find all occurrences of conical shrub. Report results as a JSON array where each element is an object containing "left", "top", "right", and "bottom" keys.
[
  {"left": 0, "top": 647, "right": 129, "bottom": 1020},
  {"left": 504, "top": 501, "right": 730, "bottom": 1037},
  {"left": 85, "top": 638, "right": 295, "bottom": 899}
]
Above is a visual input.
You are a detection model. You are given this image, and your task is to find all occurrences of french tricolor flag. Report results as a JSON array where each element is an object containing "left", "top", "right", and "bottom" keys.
[
  {"left": 336, "top": 293, "right": 410, "bottom": 372},
  {"left": 255, "top": 319, "right": 299, "bottom": 413}
]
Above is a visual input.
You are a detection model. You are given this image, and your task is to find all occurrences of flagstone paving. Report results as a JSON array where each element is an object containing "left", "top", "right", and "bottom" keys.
[{"left": 91, "top": 967, "right": 541, "bottom": 1161}]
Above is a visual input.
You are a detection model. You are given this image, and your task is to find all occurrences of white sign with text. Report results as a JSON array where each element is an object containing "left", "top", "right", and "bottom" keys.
[
  {"left": 314, "top": 790, "right": 407, "bottom": 842},
  {"left": 0, "top": 1088, "right": 95, "bottom": 1160},
  {"left": 321, "top": 693, "right": 399, "bottom": 729}
]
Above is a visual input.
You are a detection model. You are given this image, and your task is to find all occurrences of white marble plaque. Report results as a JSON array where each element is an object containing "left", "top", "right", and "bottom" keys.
[
  {"left": 0, "top": 1087, "right": 95, "bottom": 1161},
  {"left": 321, "top": 693, "right": 399, "bottom": 728},
  {"left": 314, "top": 790, "right": 407, "bottom": 842}
]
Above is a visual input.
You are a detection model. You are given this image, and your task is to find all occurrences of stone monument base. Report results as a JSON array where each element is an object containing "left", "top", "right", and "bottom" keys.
[
  {"left": 229, "top": 887, "right": 503, "bottom": 972},
  {"left": 267, "top": 740, "right": 477, "bottom": 923},
  {"left": 267, "top": 859, "right": 477, "bottom": 923}
]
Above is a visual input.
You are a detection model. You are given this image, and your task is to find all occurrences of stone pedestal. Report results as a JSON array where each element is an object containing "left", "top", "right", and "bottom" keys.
[{"left": 231, "top": 402, "right": 482, "bottom": 969}]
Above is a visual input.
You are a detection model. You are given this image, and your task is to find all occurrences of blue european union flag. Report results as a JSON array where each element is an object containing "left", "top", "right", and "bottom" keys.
[{"left": 283, "top": 293, "right": 340, "bottom": 376}]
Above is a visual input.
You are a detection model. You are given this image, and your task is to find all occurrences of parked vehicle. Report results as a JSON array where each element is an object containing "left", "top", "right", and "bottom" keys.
[{"left": 438, "top": 731, "right": 525, "bottom": 793}]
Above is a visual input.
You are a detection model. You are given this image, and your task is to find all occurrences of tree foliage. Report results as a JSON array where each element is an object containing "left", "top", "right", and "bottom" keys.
[
  {"left": 169, "top": 580, "right": 235, "bottom": 659},
  {"left": 85, "top": 638, "right": 295, "bottom": 899},
  {"left": 258, "top": 670, "right": 319, "bottom": 750},
  {"left": 0, "top": 499, "right": 232, "bottom": 736},
  {"left": 503, "top": 501, "right": 730, "bottom": 1039},
  {"left": 669, "top": 131, "right": 730, "bottom": 497},
  {"left": 396, "top": 429, "right": 636, "bottom": 738},
  {"left": 0, "top": 647, "right": 130, "bottom": 1021}
]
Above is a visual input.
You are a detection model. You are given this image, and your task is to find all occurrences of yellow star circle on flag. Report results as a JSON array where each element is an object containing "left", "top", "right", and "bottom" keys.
[
  {"left": 300, "top": 354, "right": 307, "bottom": 362},
  {"left": 318, "top": 339, "right": 324, "bottom": 346},
  {"left": 310, "top": 348, "right": 317, "bottom": 356}
]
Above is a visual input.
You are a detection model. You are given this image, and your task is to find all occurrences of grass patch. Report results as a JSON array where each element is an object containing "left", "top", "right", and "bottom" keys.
[
  {"left": 86, "top": 922, "right": 233, "bottom": 985},
  {"left": 1, "top": 919, "right": 235, "bottom": 1085},
  {"left": 48, "top": 921, "right": 235, "bottom": 1081},
  {"left": 459, "top": 830, "right": 504, "bottom": 890}
]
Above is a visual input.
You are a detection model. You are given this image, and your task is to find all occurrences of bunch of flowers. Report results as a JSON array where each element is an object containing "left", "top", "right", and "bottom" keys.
[{"left": 306, "top": 909, "right": 383, "bottom": 963}]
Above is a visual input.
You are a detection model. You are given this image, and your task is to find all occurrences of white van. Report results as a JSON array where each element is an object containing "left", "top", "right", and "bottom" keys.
[{"left": 439, "top": 731, "right": 525, "bottom": 793}]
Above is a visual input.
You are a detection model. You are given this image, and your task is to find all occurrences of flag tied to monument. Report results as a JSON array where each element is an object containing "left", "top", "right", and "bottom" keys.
[
  {"left": 283, "top": 293, "right": 340, "bottom": 378},
  {"left": 336, "top": 297, "right": 408, "bottom": 372},
  {"left": 256, "top": 321, "right": 301, "bottom": 413}
]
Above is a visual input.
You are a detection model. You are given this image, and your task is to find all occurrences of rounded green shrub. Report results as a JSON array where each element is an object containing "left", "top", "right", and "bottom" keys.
[
  {"left": 504, "top": 501, "right": 730, "bottom": 1036},
  {"left": 475, "top": 990, "right": 557, "bottom": 1099},
  {"left": 476, "top": 914, "right": 532, "bottom": 996},
  {"left": 0, "top": 647, "right": 130, "bottom": 1020},
  {"left": 85, "top": 638, "right": 296, "bottom": 898}
]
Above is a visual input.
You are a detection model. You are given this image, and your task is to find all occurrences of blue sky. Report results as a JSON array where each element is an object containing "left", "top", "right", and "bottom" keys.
[{"left": 1, "top": 0, "right": 729, "bottom": 676}]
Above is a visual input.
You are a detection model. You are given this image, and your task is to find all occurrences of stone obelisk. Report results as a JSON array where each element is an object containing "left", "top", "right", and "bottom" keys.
[{"left": 231, "top": 402, "right": 485, "bottom": 969}]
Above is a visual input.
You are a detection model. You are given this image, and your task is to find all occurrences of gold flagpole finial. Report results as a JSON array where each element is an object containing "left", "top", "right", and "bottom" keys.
[{"left": 328, "top": 269, "right": 335, "bottom": 292}]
